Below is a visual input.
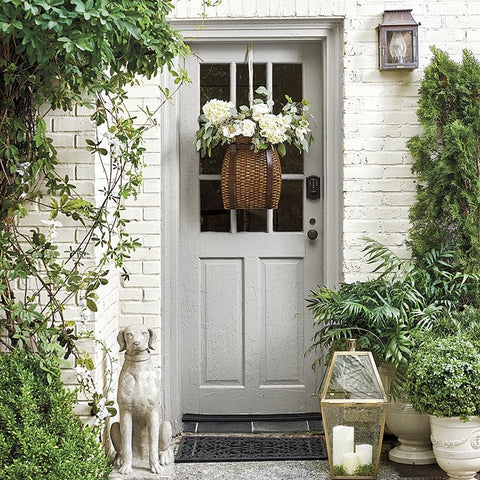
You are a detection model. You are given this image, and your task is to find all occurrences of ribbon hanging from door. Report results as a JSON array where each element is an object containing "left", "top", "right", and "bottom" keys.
[{"left": 247, "top": 43, "right": 254, "bottom": 107}]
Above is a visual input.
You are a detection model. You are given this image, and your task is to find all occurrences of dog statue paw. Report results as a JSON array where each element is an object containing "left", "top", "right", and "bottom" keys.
[{"left": 159, "top": 447, "right": 175, "bottom": 466}]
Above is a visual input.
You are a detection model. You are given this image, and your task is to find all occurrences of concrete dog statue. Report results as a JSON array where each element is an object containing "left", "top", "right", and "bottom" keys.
[{"left": 110, "top": 324, "right": 173, "bottom": 475}]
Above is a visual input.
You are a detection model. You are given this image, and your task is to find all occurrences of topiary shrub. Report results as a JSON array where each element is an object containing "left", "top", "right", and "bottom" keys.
[
  {"left": 0, "top": 350, "right": 111, "bottom": 480},
  {"left": 404, "top": 335, "right": 480, "bottom": 420}
]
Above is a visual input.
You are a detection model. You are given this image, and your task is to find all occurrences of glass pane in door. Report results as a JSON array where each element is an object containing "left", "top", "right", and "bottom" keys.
[
  {"left": 200, "top": 180, "right": 230, "bottom": 232},
  {"left": 200, "top": 64, "right": 230, "bottom": 175},
  {"left": 273, "top": 64, "right": 304, "bottom": 174},
  {"left": 236, "top": 63, "right": 267, "bottom": 107},
  {"left": 274, "top": 180, "right": 303, "bottom": 232},
  {"left": 200, "top": 144, "right": 225, "bottom": 175},
  {"left": 200, "top": 63, "right": 230, "bottom": 104},
  {"left": 237, "top": 209, "right": 267, "bottom": 232}
]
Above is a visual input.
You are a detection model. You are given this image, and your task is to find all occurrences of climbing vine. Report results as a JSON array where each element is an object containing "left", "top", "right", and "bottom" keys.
[{"left": 0, "top": 0, "right": 189, "bottom": 424}]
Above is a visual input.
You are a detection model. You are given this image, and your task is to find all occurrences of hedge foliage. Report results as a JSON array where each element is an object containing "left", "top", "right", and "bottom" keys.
[{"left": 0, "top": 351, "right": 111, "bottom": 480}]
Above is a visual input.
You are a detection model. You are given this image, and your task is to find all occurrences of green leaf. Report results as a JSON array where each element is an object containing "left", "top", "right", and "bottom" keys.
[
  {"left": 86, "top": 299, "right": 98, "bottom": 312},
  {"left": 277, "top": 143, "right": 286, "bottom": 156}
]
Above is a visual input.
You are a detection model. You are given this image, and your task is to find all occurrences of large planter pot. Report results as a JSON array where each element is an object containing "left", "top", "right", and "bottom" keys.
[
  {"left": 386, "top": 400, "right": 435, "bottom": 465},
  {"left": 378, "top": 364, "right": 435, "bottom": 465},
  {"left": 430, "top": 415, "right": 480, "bottom": 480}
]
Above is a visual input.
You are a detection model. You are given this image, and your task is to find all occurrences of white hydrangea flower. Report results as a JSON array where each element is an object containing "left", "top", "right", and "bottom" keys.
[
  {"left": 203, "top": 99, "right": 235, "bottom": 125},
  {"left": 251, "top": 103, "right": 269, "bottom": 121},
  {"left": 240, "top": 119, "right": 256, "bottom": 137},
  {"left": 222, "top": 122, "right": 243, "bottom": 139},
  {"left": 258, "top": 114, "right": 288, "bottom": 144}
]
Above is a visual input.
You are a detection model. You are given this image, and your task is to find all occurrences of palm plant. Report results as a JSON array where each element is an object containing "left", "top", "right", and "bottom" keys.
[{"left": 307, "top": 238, "right": 478, "bottom": 395}]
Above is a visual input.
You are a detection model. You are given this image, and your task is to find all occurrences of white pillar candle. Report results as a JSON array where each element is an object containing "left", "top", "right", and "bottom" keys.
[
  {"left": 356, "top": 443, "right": 373, "bottom": 465},
  {"left": 342, "top": 452, "right": 360, "bottom": 474},
  {"left": 332, "top": 425, "right": 355, "bottom": 465}
]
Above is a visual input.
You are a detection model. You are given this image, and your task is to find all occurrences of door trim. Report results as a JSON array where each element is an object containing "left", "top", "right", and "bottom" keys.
[{"left": 161, "top": 17, "right": 344, "bottom": 432}]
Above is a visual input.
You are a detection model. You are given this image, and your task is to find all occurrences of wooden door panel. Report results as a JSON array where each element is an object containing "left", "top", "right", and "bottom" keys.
[
  {"left": 201, "top": 258, "right": 244, "bottom": 386},
  {"left": 261, "top": 258, "right": 304, "bottom": 385}
]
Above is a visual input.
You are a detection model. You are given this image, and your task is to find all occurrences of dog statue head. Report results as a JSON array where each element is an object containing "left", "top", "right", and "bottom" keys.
[{"left": 117, "top": 324, "right": 156, "bottom": 353}]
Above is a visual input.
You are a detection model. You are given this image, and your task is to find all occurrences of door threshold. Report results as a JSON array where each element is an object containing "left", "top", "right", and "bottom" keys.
[{"left": 182, "top": 413, "right": 323, "bottom": 434}]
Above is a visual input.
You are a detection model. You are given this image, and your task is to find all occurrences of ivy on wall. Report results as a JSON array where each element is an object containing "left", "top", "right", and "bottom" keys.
[{"left": 0, "top": 0, "right": 189, "bottom": 422}]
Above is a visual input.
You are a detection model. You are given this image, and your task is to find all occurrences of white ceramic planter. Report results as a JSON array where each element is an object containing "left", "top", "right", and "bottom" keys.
[
  {"left": 387, "top": 401, "right": 435, "bottom": 465},
  {"left": 378, "top": 364, "right": 435, "bottom": 465},
  {"left": 430, "top": 415, "right": 480, "bottom": 480}
]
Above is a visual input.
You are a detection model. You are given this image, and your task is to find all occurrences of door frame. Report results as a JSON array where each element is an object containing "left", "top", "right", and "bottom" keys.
[{"left": 160, "top": 18, "right": 344, "bottom": 432}]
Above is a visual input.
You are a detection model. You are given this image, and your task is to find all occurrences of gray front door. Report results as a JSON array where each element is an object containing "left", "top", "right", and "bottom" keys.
[{"left": 179, "top": 41, "right": 324, "bottom": 414}]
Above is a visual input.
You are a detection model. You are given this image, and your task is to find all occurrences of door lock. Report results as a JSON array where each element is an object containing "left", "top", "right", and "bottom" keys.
[{"left": 306, "top": 175, "right": 321, "bottom": 200}]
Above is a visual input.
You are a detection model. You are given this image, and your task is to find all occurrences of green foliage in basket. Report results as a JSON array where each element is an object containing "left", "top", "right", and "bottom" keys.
[
  {"left": 196, "top": 86, "right": 312, "bottom": 157},
  {"left": 404, "top": 334, "right": 480, "bottom": 420}
]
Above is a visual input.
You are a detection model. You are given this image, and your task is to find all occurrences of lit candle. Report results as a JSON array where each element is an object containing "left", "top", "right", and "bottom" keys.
[
  {"left": 332, "top": 425, "right": 354, "bottom": 465},
  {"left": 342, "top": 452, "right": 360, "bottom": 474},
  {"left": 356, "top": 443, "right": 373, "bottom": 465}
]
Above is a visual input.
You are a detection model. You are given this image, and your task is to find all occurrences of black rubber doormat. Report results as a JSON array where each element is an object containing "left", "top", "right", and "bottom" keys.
[{"left": 175, "top": 435, "right": 327, "bottom": 463}]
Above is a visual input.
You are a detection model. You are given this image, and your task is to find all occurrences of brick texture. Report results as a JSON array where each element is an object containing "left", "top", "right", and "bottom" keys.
[{"left": 40, "top": 1, "right": 480, "bottom": 413}]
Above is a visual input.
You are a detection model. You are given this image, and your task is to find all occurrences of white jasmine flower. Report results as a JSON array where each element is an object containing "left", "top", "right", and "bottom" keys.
[
  {"left": 251, "top": 103, "right": 269, "bottom": 121},
  {"left": 41, "top": 219, "right": 62, "bottom": 241},
  {"left": 41, "top": 219, "right": 62, "bottom": 228},
  {"left": 75, "top": 365, "right": 90, "bottom": 383},
  {"left": 240, "top": 119, "right": 256, "bottom": 137},
  {"left": 203, "top": 99, "right": 235, "bottom": 125}
]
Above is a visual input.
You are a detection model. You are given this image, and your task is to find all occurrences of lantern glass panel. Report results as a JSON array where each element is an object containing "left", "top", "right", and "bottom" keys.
[
  {"left": 386, "top": 30, "right": 414, "bottom": 65},
  {"left": 322, "top": 403, "right": 385, "bottom": 477},
  {"left": 324, "top": 354, "right": 384, "bottom": 400}
]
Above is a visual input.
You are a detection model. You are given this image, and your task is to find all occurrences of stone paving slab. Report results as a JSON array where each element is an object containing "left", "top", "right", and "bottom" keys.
[
  {"left": 111, "top": 458, "right": 450, "bottom": 480},
  {"left": 109, "top": 440, "right": 480, "bottom": 480}
]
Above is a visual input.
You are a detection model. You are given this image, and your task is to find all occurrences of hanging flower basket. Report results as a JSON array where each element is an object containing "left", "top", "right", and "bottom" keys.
[
  {"left": 195, "top": 86, "right": 312, "bottom": 210},
  {"left": 221, "top": 138, "right": 282, "bottom": 210}
]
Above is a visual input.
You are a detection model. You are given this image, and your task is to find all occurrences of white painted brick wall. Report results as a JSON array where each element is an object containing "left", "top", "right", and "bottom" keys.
[{"left": 29, "top": 1, "right": 480, "bottom": 414}]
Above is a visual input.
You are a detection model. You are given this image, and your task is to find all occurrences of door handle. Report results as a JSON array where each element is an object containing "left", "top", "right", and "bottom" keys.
[{"left": 307, "top": 229, "right": 318, "bottom": 240}]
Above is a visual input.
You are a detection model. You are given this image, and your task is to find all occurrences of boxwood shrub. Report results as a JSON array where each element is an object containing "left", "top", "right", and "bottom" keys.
[
  {"left": 404, "top": 335, "right": 480, "bottom": 420},
  {"left": 0, "top": 351, "right": 111, "bottom": 480}
]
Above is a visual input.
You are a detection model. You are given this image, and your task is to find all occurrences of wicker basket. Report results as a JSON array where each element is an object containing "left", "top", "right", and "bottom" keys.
[{"left": 221, "top": 140, "right": 282, "bottom": 210}]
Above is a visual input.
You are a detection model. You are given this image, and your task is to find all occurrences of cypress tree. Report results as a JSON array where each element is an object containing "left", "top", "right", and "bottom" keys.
[{"left": 408, "top": 47, "right": 480, "bottom": 275}]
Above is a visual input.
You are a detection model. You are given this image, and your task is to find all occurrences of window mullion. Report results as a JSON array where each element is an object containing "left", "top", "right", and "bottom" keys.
[{"left": 230, "top": 61, "right": 238, "bottom": 233}]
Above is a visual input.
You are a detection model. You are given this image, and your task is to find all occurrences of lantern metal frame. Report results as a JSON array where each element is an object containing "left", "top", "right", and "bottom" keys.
[
  {"left": 320, "top": 348, "right": 388, "bottom": 479},
  {"left": 377, "top": 9, "right": 419, "bottom": 70}
]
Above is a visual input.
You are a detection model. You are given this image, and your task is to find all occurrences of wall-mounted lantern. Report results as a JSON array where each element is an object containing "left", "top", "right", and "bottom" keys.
[{"left": 377, "top": 9, "right": 419, "bottom": 70}]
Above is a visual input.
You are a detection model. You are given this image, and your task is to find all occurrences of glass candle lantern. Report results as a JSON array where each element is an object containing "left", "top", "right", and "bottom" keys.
[{"left": 320, "top": 340, "right": 387, "bottom": 479}]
